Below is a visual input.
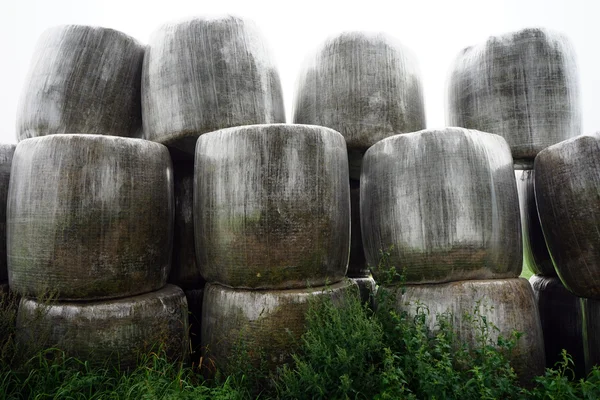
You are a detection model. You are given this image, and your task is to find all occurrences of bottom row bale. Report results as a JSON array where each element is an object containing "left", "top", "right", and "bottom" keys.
[
  {"left": 201, "top": 279, "right": 357, "bottom": 372},
  {"left": 16, "top": 284, "right": 189, "bottom": 369},
  {"left": 384, "top": 278, "right": 545, "bottom": 385},
  {"left": 530, "top": 275, "right": 585, "bottom": 377}
]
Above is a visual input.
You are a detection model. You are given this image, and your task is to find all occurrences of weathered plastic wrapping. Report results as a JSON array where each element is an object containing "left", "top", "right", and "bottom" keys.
[
  {"left": 143, "top": 16, "right": 285, "bottom": 158},
  {"left": 530, "top": 275, "right": 585, "bottom": 377},
  {"left": 169, "top": 161, "right": 203, "bottom": 289},
  {"left": 293, "top": 31, "right": 426, "bottom": 153},
  {"left": 0, "top": 145, "right": 15, "bottom": 282},
  {"left": 348, "top": 181, "right": 369, "bottom": 277},
  {"left": 7, "top": 135, "right": 174, "bottom": 300},
  {"left": 447, "top": 28, "right": 581, "bottom": 163},
  {"left": 387, "top": 278, "right": 545, "bottom": 384},
  {"left": 361, "top": 128, "right": 522, "bottom": 284},
  {"left": 17, "top": 26, "right": 144, "bottom": 140},
  {"left": 184, "top": 287, "right": 204, "bottom": 362},
  {"left": 16, "top": 285, "right": 188, "bottom": 368},
  {"left": 195, "top": 124, "right": 350, "bottom": 289},
  {"left": 534, "top": 133, "right": 600, "bottom": 299},
  {"left": 201, "top": 280, "right": 357, "bottom": 370},
  {"left": 515, "top": 170, "right": 555, "bottom": 276}
]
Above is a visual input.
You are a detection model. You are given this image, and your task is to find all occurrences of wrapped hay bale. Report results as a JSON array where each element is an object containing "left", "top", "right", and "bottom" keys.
[
  {"left": 361, "top": 127, "right": 521, "bottom": 284},
  {"left": 447, "top": 28, "right": 581, "bottom": 164},
  {"left": 17, "top": 25, "right": 144, "bottom": 140},
  {"left": 195, "top": 124, "right": 349, "bottom": 289},
  {"left": 143, "top": 16, "right": 285, "bottom": 158},
  {"left": 201, "top": 279, "right": 357, "bottom": 371},
  {"left": 530, "top": 275, "right": 584, "bottom": 376},
  {"left": 386, "top": 278, "right": 545, "bottom": 384},
  {"left": 8, "top": 135, "right": 173, "bottom": 300},
  {"left": 16, "top": 285, "right": 188, "bottom": 368},
  {"left": 534, "top": 133, "right": 600, "bottom": 299}
]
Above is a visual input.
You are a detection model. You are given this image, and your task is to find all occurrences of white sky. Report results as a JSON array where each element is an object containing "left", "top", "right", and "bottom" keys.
[{"left": 1, "top": 0, "right": 598, "bottom": 144}]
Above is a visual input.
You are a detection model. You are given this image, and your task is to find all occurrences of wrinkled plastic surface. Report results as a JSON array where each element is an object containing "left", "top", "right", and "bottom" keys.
[
  {"left": 361, "top": 128, "right": 521, "bottom": 284},
  {"left": 16, "top": 285, "right": 189, "bottom": 369},
  {"left": 169, "top": 161, "right": 203, "bottom": 289},
  {"left": 447, "top": 28, "right": 581, "bottom": 162},
  {"left": 534, "top": 133, "right": 600, "bottom": 299},
  {"left": 7, "top": 135, "right": 174, "bottom": 300},
  {"left": 143, "top": 16, "right": 285, "bottom": 158},
  {"left": 293, "top": 31, "right": 426, "bottom": 151},
  {"left": 201, "top": 280, "right": 356, "bottom": 370},
  {"left": 0, "top": 145, "right": 15, "bottom": 282},
  {"left": 387, "top": 278, "right": 545, "bottom": 384},
  {"left": 195, "top": 124, "right": 350, "bottom": 289},
  {"left": 17, "top": 25, "right": 144, "bottom": 140},
  {"left": 515, "top": 170, "right": 555, "bottom": 276},
  {"left": 530, "top": 275, "right": 585, "bottom": 377}
]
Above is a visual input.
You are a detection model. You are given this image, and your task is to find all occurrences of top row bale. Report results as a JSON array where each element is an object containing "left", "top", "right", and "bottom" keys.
[
  {"left": 17, "top": 26, "right": 145, "bottom": 140},
  {"left": 143, "top": 16, "right": 285, "bottom": 158},
  {"left": 293, "top": 31, "right": 426, "bottom": 172},
  {"left": 447, "top": 28, "right": 581, "bottom": 165}
]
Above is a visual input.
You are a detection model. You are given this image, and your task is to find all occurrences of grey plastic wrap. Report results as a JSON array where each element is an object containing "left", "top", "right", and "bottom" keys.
[
  {"left": 169, "top": 161, "right": 203, "bottom": 289},
  {"left": 530, "top": 275, "right": 585, "bottom": 377},
  {"left": 195, "top": 124, "right": 350, "bottom": 289},
  {"left": 142, "top": 16, "right": 285, "bottom": 159},
  {"left": 348, "top": 181, "right": 369, "bottom": 277},
  {"left": 361, "top": 128, "right": 522, "bottom": 284},
  {"left": 515, "top": 170, "right": 555, "bottom": 276},
  {"left": 16, "top": 285, "right": 188, "bottom": 369},
  {"left": 0, "top": 145, "right": 15, "bottom": 282},
  {"left": 534, "top": 133, "right": 600, "bottom": 299},
  {"left": 17, "top": 26, "right": 144, "bottom": 140},
  {"left": 7, "top": 135, "right": 174, "bottom": 300},
  {"left": 201, "top": 280, "right": 357, "bottom": 371},
  {"left": 387, "top": 278, "right": 545, "bottom": 384},
  {"left": 447, "top": 28, "right": 581, "bottom": 164},
  {"left": 293, "top": 31, "right": 426, "bottom": 153}
]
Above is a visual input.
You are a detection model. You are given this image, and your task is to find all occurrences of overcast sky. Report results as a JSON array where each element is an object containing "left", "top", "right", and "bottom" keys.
[{"left": 1, "top": 0, "right": 598, "bottom": 144}]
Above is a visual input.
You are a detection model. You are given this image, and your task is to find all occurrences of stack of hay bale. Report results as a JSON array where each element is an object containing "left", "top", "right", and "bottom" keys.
[
  {"left": 446, "top": 28, "right": 584, "bottom": 374},
  {"left": 293, "top": 32, "right": 426, "bottom": 303},
  {"left": 10, "top": 25, "right": 188, "bottom": 368},
  {"left": 195, "top": 124, "right": 355, "bottom": 371},
  {"left": 534, "top": 134, "right": 600, "bottom": 373},
  {"left": 360, "top": 127, "right": 545, "bottom": 384},
  {"left": 142, "top": 15, "right": 286, "bottom": 362}
]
